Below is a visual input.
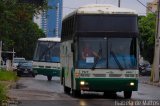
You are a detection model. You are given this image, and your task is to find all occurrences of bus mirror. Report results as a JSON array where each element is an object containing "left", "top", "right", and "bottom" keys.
[{"left": 71, "top": 43, "right": 74, "bottom": 52}]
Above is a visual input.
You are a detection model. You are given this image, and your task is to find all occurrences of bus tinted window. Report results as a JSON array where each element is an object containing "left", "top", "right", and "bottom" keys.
[
  {"left": 108, "top": 38, "right": 137, "bottom": 69},
  {"left": 33, "top": 42, "right": 60, "bottom": 62},
  {"left": 77, "top": 15, "right": 138, "bottom": 33},
  {"left": 78, "top": 37, "right": 107, "bottom": 69},
  {"left": 77, "top": 37, "right": 137, "bottom": 69}
]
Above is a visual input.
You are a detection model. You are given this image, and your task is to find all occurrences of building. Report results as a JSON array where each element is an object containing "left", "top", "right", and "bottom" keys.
[
  {"left": 147, "top": 0, "right": 158, "bottom": 14},
  {"left": 34, "top": 0, "right": 62, "bottom": 37}
]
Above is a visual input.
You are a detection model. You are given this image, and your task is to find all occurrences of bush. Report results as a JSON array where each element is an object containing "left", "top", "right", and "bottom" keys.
[
  {"left": 0, "top": 70, "right": 17, "bottom": 81},
  {"left": 0, "top": 84, "right": 7, "bottom": 104},
  {"left": 0, "top": 70, "right": 18, "bottom": 105}
]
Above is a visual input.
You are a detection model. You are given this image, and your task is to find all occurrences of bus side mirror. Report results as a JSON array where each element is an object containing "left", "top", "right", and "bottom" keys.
[{"left": 71, "top": 43, "right": 74, "bottom": 52}]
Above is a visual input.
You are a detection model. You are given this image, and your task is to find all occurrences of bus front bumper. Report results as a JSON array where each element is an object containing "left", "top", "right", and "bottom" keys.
[
  {"left": 75, "top": 78, "right": 138, "bottom": 92},
  {"left": 33, "top": 68, "right": 60, "bottom": 76}
]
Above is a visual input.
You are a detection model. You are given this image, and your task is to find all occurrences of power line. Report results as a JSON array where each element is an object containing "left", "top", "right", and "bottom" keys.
[
  {"left": 118, "top": 0, "right": 120, "bottom": 7},
  {"left": 136, "top": 0, "right": 155, "bottom": 14}
]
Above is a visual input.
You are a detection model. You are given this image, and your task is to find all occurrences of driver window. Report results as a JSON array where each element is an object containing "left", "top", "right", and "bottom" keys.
[{"left": 78, "top": 37, "right": 107, "bottom": 69}]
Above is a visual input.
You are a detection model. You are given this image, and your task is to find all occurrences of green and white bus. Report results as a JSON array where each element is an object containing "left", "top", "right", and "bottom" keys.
[
  {"left": 60, "top": 4, "right": 139, "bottom": 98},
  {"left": 33, "top": 37, "right": 61, "bottom": 81}
]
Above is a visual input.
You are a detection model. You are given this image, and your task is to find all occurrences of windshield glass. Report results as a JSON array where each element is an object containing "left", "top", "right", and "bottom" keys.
[
  {"left": 20, "top": 62, "right": 32, "bottom": 67},
  {"left": 33, "top": 41, "right": 60, "bottom": 62},
  {"left": 78, "top": 37, "right": 107, "bottom": 69},
  {"left": 14, "top": 58, "right": 26, "bottom": 63},
  {"left": 108, "top": 38, "right": 137, "bottom": 69},
  {"left": 77, "top": 37, "right": 137, "bottom": 69}
]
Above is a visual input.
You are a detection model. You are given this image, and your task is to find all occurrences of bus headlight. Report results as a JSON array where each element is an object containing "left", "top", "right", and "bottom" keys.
[
  {"left": 130, "top": 82, "right": 135, "bottom": 86},
  {"left": 80, "top": 81, "right": 85, "bottom": 85}
]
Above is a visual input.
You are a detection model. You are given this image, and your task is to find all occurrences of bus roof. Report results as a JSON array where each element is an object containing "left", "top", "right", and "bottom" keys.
[
  {"left": 64, "top": 4, "right": 137, "bottom": 19},
  {"left": 38, "top": 37, "right": 61, "bottom": 42}
]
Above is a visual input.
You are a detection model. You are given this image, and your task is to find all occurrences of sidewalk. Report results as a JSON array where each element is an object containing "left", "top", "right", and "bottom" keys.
[{"left": 139, "top": 76, "right": 160, "bottom": 87}]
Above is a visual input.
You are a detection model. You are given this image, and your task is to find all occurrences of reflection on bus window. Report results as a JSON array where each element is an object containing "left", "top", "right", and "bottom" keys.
[
  {"left": 76, "top": 37, "right": 137, "bottom": 69},
  {"left": 108, "top": 38, "right": 137, "bottom": 69},
  {"left": 33, "top": 42, "right": 60, "bottom": 63},
  {"left": 78, "top": 37, "right": 107, "bottom": 69}
]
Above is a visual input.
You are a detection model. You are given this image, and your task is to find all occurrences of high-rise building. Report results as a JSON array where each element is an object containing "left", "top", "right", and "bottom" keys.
[
  {"left": 41, "top": 10, "right": 48, "bottom": 35},
  {"left": 34, "top": 0, "right": 62, "bottom": 37},
  {"left": 147, "top": 0, "right": 158, "bottom": 14}
]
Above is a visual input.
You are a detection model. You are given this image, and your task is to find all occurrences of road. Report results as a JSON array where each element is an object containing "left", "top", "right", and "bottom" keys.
[{"left": 7, "top": 76, "right": 160, "bottom": 106}]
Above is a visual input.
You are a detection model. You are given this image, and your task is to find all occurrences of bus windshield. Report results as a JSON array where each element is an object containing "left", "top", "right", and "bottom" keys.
[
  {"left": 77, "top": 37, "right": 137, "bottom": 69},
  {"left": 33, "top": 41, "right": 60, "bottom": 62}
]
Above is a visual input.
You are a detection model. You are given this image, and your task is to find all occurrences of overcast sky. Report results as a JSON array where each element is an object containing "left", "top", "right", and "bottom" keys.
[{"left": 63, "top": 0, "right": 153, "bottom": 17}]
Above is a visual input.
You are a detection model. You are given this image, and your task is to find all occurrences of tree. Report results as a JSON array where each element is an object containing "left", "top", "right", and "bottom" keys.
[
  {"left": 138, "top": 13, "right": 156, "bottom": 63},
  {"left": 0, "top": 0, "right": 47, "bottom": 59}
]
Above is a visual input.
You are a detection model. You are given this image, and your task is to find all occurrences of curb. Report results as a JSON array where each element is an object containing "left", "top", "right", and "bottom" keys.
[
  {"left": 0, "top": 81, "right": 17, "bottom": 89},
  {"left": 142, "top": 81, "right": 160, "bottom": 87},
  {"left": 0, "top": 81, "right": 18, "bottom": 106}
]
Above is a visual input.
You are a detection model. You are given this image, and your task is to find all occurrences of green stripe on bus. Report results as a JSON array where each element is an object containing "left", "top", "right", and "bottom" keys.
[{"left": 33, "top": 68, "right": 60, "bottom": 76}]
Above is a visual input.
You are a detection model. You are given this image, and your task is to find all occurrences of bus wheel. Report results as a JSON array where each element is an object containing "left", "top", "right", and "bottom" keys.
[
  {"left": 72, "top": 90, "right": 81, "bottom": 97},
  {"left": 64, "top": 86, "right": 71, "bottom": 94},
  {"left": 124, "top": 91, "right": 132, "bottom": 99},
  {"left": 61, "top": 69, "right": 64, "bottom": 85},
  {"left": 47, "top": 76, "right": 52, "bottom": 81}
]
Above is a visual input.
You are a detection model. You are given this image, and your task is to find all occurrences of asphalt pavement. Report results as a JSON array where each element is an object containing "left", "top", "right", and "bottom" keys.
[
  {"left": 6, "top": 75, "right": 160, "bottom": 106},
  {"left": 139, "top": 76, "right": 160, "bottom": 87}
]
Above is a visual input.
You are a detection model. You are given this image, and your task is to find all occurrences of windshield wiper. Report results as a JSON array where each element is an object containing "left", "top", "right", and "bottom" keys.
[
  {"left": 91, "top": 48, "right": 102, "bottom": 70},
  {"left": 39, "top": 43, "right": 57, "bottom": 61},
  {"left": 110, "top": 51, "right": 123, "bottom": 70}
]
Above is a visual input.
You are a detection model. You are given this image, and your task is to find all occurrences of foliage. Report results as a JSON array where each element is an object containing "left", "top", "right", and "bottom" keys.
[
  {"left": 0, "top": 70, "right": 17, "bottom": 81},
  {"left": 138, "top": 13, "right": 156, "bottom": 63},
  {"left": 0, "top": 69, "right": 18, "bottom": 104},
  {"left": 0, "top": 0, "right": 46, "bottom": 59},
  {"left": 0, "top": 83, "right": 6, "bottom": 104}
]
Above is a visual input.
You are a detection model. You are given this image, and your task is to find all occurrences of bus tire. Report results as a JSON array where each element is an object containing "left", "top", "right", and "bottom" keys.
[
  {"left": 63, "top": 76, "right": 70, "bottom": 94},
  {"left": 61, "top": 68, "right": 64, "bottom": 85},
  {"left": 72, "top": 89, "right": 81, "bottom": 97},
  {"left": 124, "top": 91, "right": 132, "bottom": 99},
  {"left": 64, "top": 86, "right": 71, "bottom": 94},
  {"left": 47, "top": 76, "right": 52, "bottom": 81}
]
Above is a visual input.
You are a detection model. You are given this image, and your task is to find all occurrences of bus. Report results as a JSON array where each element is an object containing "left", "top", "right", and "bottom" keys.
[
  {"left": 60, "top": 4, "right": 139, "bottom": 98},
  {"left": 33, "top": 37, "right": 61, "bottom": 81}
]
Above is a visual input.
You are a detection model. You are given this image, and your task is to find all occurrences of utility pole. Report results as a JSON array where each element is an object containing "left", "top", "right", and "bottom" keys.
[
  {"left": 96, "top": 0, "right": 97, "bottom": 4},
  {"left": 152, "top": 0, "right": 160, "bottom": 82},
  {"left": 12, "top": 48, "right": 15, "bottom": 69},
  {"left": 118, "top": 0, "right": 120, "bottom": 7}
]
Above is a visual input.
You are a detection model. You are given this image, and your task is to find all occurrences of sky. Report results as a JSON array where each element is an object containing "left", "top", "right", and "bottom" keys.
[{"left": 63, "top": 0, "right": 153, "bottom": 17}]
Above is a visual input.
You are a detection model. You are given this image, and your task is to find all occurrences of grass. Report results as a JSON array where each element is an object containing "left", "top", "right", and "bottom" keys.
[
  {"left": 0, "top": 69, "right": 18, "bottom": 103},
  {"left": 0, "top": 70, "right": 17, "bottom": 81},
  {"left": 0, "top": 84, "right": 7, "bottom": 104}
]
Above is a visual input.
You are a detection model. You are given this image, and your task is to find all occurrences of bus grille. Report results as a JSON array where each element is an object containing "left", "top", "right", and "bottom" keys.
[
  {"left": 109, "top": 74, "right": 122, "bottom": 77},
  {"left": 125, "top": 74, "right": 135, "bottom": 77},
  {"left": 93, "top": 74, "right": 106, "bottom": 77}
]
